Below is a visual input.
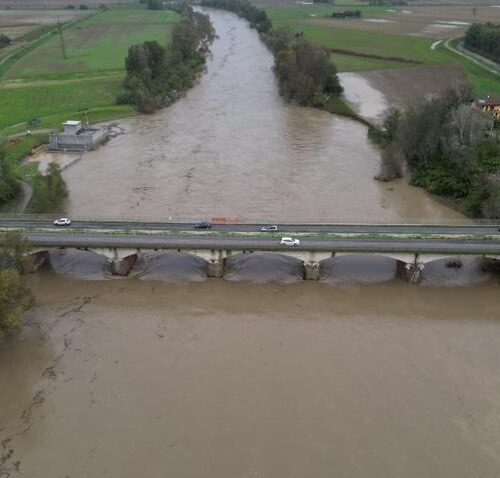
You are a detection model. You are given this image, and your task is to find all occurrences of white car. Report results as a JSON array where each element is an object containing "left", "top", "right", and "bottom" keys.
[
  {"left": 280, "top": 237, "right": 300, "bottom": 246},
  {"left": 53, "top": 217, "right": 72, "bottom": 226}
]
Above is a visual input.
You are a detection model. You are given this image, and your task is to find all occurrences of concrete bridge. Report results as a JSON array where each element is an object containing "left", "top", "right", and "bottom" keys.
[{"left": 10, "top": 222, "right": 500, "bottom": 283}]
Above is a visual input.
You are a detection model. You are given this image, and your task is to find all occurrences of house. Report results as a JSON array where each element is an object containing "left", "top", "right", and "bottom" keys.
[
  {"left": 476, "top": 95, "right": 500, "bottom": 119},
  {"left": 49, "top": 120, "right": 109, "bottom": 152}
]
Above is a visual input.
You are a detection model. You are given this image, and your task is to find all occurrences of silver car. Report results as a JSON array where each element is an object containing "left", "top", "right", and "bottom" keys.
[{"left": 261, "top": 225, "right": 279, "bottom": 232}]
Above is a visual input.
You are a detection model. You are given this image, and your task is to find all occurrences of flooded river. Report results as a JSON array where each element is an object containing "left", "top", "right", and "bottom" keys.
[
  {"left": 2, "top": 9, "right": 500, "bottom": 478},
  {"left": 62, "top": 9, "right": 462, "bottom": 223}
]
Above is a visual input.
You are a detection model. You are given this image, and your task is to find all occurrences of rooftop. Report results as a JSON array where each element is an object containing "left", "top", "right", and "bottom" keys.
[{"left": 478, "top": 96, "right": 500, "bottom": 106}]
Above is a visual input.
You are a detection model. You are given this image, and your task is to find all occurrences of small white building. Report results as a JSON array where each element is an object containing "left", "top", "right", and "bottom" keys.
[{"left": 49, "top": 120, "right": 108, "bottom": 152}]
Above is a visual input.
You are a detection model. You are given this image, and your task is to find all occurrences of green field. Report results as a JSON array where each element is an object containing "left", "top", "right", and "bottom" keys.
[
  {"left": 297, "top": 23, "right": 450, "bottom": 65},
  {"left": 0, "top": 6, "right": 179, "bottom": 136},
  {"left": 5, "top": 9, "right": 179, "bottom": 80},
  {"left": 0, "top": 79, "right": 133, "bottom": 132},
  {"left": 265, "top": 5, "right": 450, "bottom": 70}
]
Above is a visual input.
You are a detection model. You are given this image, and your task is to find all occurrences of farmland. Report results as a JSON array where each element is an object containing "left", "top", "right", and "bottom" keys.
[
  {"left": 4, "top": 8, "right": 179, "bottom": 79},
  {"left": 262, "top": 3, "right": 500, "bottom": 101},
  {"left": 0, "top": 5, "right": 180, "bottom": 135}
]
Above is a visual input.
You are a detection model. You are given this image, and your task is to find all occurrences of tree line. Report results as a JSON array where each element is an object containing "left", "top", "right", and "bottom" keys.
[
  {"left": 28, "top": 162, "right": 68, "bottom": 213},
  {"left": 200, "top": 0, "right": 343, "bottom": 107},
  {"left": 464, "top": 23, "right": 500, "bottom": 63},
  {"left": 118, "top": 5, "right": 215, "bottom": 113},
  {"left": 370, "top": 85, "right": 500, "bottom": 218},
  {"left": 0, "top": 144, "right": 21, "bottom": 207}
]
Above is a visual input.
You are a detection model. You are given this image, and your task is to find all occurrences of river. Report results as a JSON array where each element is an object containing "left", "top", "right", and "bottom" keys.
[{"left": 2, "top": 9, "right": 500, "bottom": 478}]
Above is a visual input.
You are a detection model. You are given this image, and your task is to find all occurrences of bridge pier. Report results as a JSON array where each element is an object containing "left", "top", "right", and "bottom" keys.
[
  {"left": 85, "top": 247, "right": 139, "bottom": 276},
  {"left": 405, "top": 262, "right": 425, "bottom": 284},
  {"left": 26, "top": 250, "right": 51, "bottom": 273},
  {"left": 303, "top": 261, "right": 322, "bottom": 280},
  {"left": 183, "top": 249, "right": 231, "bottom": 278},
  {"left": 111, "top": 253, "right": 138, "bottom": 276},
  {"left": 206, "top": 258, "right": 226, "bottom": 278},
  {"left": 397, "top": 260, "right": 424, "bottom": 284}
]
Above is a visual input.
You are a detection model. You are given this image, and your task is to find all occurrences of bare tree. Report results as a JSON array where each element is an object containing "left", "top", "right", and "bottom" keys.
[{"left": 450, "top": 104, "right": 492, "bottom": 147}]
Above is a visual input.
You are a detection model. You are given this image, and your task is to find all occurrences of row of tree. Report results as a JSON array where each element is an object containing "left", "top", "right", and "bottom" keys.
[
  {"left": 464, "top": 23, "right": 500, "bottom": 63},
  {"left": 200, "top": 0, "right": 343, "bottom": 107},
  {"left": 370, "top": 85, "right": 500, "bottom": 218},
  {"left": 330, "top": 11, "right": 362, "bottom": 19},
  {"left": 119, "top": 5, "right": 215, "bottom": 113}
]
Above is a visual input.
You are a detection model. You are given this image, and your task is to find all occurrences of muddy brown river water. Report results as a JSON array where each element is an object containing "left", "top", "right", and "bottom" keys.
[{"left": 2, "top": 9, "right": 500, "bottom": 478}]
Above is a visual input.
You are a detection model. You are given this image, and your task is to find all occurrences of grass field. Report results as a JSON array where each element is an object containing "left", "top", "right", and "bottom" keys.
[
  {"left": 5, "top": 9, "right": 179, "bottom": 79},
  {"left": 265, "top": 5, "right": 451, "bottom": 69},
  {"left": 0, "top": 6, "right": 179, "bottom": 136},
  {"left": 295, "top": 23, "right": 450, "bottom": 65},
  {"left": 0, "top": 78, "right": 128, "bottom": 131}
]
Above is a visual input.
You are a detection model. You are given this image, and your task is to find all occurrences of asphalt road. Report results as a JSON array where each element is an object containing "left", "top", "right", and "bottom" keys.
[
  {"left": 1, "top": 218, "right": 500, "bottom": 236},
  {"left": 21, "top": 232, "right": 500, "bottom": 255}
]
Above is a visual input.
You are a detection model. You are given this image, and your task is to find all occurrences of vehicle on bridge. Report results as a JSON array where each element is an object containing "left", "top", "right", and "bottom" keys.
[
  {"left": 53, "top": 217, "right": 72, "bottom": 226},
  {"left": 261, "top": 225, "right": 279, "bottom": 232},
  {"left": 194, "top": 222, "right": 212, "bottom": 230},
  {"left": 280, "top": 237, "right": 300, "bottom": 246}
]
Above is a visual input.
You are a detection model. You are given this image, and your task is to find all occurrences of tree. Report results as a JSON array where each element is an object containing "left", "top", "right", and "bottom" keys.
[
  {"left": 0, "top": 34, "right": 11, "bottom": 48},
  {"left": 0, "top": 231, "right": 31, "bottom": 274},
  {"left": 0, "top": 232, "right": 32, "bottom": 334},
  {"left": 450, "top": 104, "right": 492, "bottom": 148},
  {"left": 120, "top": 7, "right": 214, "bottom": 113},
  {"left": 374, "top": 86, "right": 500, "bottom": 218}
]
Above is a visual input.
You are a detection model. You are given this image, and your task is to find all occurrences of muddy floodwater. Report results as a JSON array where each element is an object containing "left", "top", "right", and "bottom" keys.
[
  {"left": 3, "top": 8, "right": 500, "bottom": 478},
  {"left": 2, "top": 276, "right": 500, "bottom": 478}
]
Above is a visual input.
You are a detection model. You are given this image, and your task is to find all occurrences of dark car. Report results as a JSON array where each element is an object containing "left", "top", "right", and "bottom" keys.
[{"left": 194, "top": 222, "right": 212, "bottom": 230}]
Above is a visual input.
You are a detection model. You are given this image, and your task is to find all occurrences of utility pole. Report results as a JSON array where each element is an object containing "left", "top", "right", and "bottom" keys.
[{"left": 57, "top": 18, "right": 67, "bottom": 60}]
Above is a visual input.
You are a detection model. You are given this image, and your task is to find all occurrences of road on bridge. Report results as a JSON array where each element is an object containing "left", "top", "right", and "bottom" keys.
[
  {"left": 17, "top": 231, "right": 500, "bottom": 256},
  {"left": 1, "top": 218, "right": 500, "bottom": 236}
]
